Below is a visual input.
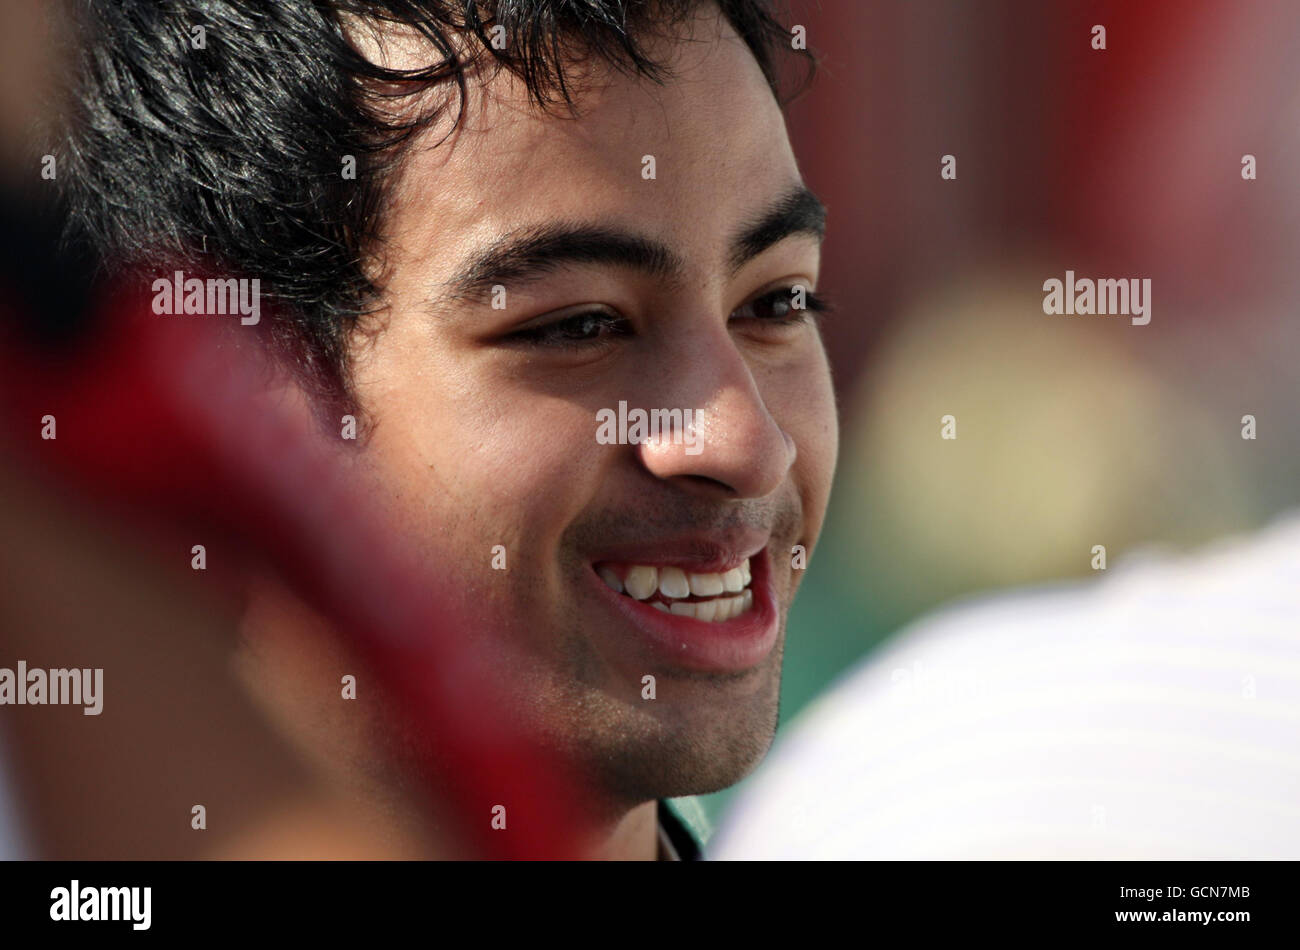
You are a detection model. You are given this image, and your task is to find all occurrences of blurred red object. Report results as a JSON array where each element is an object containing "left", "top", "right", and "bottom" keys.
[{"left": 0, "top": 278, "right": 590, "bottom": 859}]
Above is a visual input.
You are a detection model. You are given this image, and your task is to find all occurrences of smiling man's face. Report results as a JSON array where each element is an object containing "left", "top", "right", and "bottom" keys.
[{"left": 335, "top": 6, "right": 836, "bottom": 820}]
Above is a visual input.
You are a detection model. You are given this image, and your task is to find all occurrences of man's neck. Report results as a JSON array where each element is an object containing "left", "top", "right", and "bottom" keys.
[
  {"left": 586, "top": 799, "right": 660, "bottom": 860},
  {"left": 236, "top": 579, "right": 668, "bottom": 859}
]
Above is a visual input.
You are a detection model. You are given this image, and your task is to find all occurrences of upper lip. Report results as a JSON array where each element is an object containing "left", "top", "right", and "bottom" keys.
[{"left": 588, "top": 529, "right": 770, "bottom": 575}]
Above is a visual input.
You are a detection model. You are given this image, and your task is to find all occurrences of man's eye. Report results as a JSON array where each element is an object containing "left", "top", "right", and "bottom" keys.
[
  {"left": 509, "top": 311, "right": 630, "bottom": 348},
  {"left": 731, "top": 286, "right": 831, "bottom": 324}
]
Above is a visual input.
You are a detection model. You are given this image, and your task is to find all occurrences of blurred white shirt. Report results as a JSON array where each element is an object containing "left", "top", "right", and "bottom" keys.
[{"left": 711, "top": 512, "right": 1300, "bottom": 859}]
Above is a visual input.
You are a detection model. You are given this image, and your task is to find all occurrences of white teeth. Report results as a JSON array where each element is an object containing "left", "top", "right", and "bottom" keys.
[
  {"left": 667, "top": 598, "right": 733, "bottom": 621},
  {"left": 647, "top": 592, "right": 753, "bottom": 623},
  {"left": 600, "top": 557, "right": 758, "bottom": 622},
  {"left": 688, "top": 572, "right": 725, "bottom": 597},
  {"left": 625, "top": 565, "right": 659, "bottom": 600},
  {"left": 658, "top": 566, "right": 690, "bottom": 599}
]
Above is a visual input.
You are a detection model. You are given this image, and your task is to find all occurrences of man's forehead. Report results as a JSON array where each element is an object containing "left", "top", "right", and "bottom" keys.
[
  {"left": 400, "top": 16, "right": 783, "bottom": 173},
  {"left": 381, "top": 12, "right": 801, "bottom": 294}
]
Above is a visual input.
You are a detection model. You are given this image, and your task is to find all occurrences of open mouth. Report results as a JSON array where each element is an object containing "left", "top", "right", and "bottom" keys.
[{"left": 593, "top": 559, "right": 756, "bottom": 622}]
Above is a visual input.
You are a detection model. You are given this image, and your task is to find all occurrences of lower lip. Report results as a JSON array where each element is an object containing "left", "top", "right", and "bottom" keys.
[{"left": 589, "top": 549, "right": 780, "bottom": 673}]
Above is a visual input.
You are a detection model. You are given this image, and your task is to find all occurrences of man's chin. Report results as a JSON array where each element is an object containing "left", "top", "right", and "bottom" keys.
[
  {"left": 659, "top": 749, "right": 772, "bottom": 799},
  {"left": 597, "top": 644, "right": 786, "bottom": 801},
  {"left": 589, "top": 695, "right": 783, "bottom": 804}
]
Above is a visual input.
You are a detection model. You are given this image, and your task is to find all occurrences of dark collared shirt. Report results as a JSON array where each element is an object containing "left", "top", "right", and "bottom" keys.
[{"left": 656, "top": 799, "right": 704, "bottom": 861}]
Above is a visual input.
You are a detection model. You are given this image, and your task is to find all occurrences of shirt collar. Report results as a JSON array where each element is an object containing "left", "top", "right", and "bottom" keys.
[{"left": 656, "top": 799, "right": 703, "bottom": 861}]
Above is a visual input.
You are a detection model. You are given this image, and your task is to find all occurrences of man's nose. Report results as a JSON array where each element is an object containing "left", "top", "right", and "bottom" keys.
[{"left": 634, "top": 334, "right": 796, "bottom": 499}]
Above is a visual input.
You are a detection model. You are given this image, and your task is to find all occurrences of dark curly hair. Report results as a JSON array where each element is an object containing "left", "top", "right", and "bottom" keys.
[{"left": 57, "top": 0, "right": 814, "bottom": 418}]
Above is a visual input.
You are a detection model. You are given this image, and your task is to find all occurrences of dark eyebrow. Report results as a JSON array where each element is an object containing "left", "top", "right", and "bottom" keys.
[
  {"left": 728, "top": 185, "right": 827, "bottom": 273},
  {"left": 430, "top": 185, "right": 826, "bottom": 313},
  {"left": 437, "top": 224, "right": 686, "bottom": 306}
]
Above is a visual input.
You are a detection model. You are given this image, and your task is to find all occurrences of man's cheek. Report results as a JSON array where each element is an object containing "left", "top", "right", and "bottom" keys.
[
  {"left": 768, "top": 363, "right": 836, "bottom": 470},
  {"left": 785, "top": 390, "right": 837, "bottom": 553},
  {"left": 453, "top": 449, "right": 587, "bottom": 564}
]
